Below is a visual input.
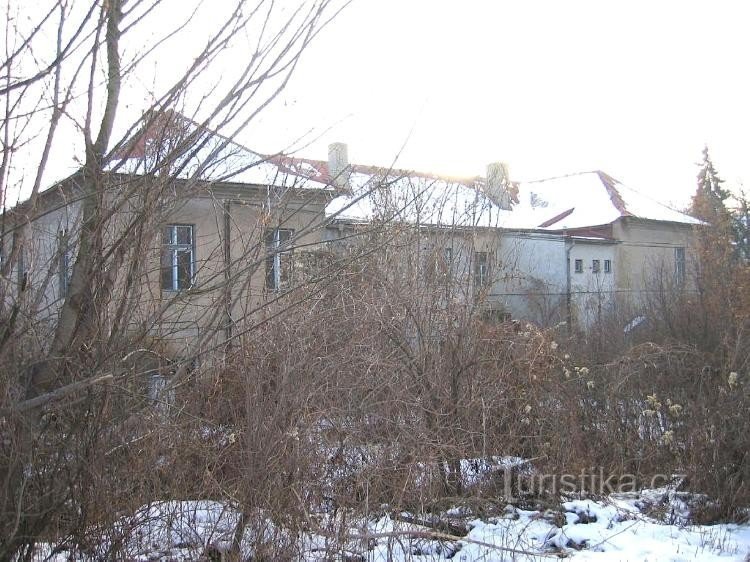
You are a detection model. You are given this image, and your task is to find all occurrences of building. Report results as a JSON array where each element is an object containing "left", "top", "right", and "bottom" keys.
[
  {"left": 1, "top": 112, "right": 700, "bottom": 361},
  {"left": 314, "top": 152, "right": 699, "bottom": 329},
  {"left": 1, "top": 112, "right": 336, "bottom": 359}
]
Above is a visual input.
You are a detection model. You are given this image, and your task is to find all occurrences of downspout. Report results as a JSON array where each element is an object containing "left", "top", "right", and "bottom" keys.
[
  {"left": 223, "top": 199, "right": 233, "bottom": 353},
  {"left": 565, "top": 232, "right": 575, "bottom": 333}
]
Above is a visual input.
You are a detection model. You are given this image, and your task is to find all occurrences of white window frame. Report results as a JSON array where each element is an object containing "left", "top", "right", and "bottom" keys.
[
  {"left": 442, "top": 246, "right": 454, "bottom": 278},
  {"left": 574, "top": 259, "right": 583, "bottom": 274},
  {"left": 161, "top": 224, "right": 195, "bottom": 291},
  {"left": 266, "top": 228, "right": 294, "bottom": 291},
  {"left": 674, "top": 247, "right": 686, "bottom": 285},
  {"left": 592, "top": 259, "right": 601, "bottom": 274},
  {"left": 58, "top": 229, "right": 72, "bottom": 297},
  {"left": 148, "top": 372, "right": 175, "bottom": 413},
  {"left": 14, "top": 232, "right": 28, "bottom": 290},
  {"left": 474, "top": 251, "right": 490, "bottom": 287},
  {"left": 604, "top": 259, "right": 612, "bottom": 274}
]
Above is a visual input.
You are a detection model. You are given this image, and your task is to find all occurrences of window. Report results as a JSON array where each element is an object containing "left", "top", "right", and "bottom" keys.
[
  {"left": 574, "top": 259, "right": 583, "bottom": 273},
  {"left": 474, "top": 251, "right": 490, "bottom": 287},
  {"left": 161, "top": 225, "right": 194, "bottom": 291},
  {"left": 604, "top": 259, "right": 612, "bottom": 274},
  {"left": 58, "top": 229, "right": 72, "bottom": 297},
  {"left": 674, "top": 247, "right": 686, "bottom": 285},
  {"left": 17, "top": 247, "right": 26, "bottom": 287},
  {"left": 482, "top": 309, "right": 512, "bottom": 323},
  {"left": 148, "top": 372, "right": 175, "bottom": 413},
  {"left": 592, "top": 259, "right": 601, "bottom": 273},
  {"left": 266, "top": 228, "right": 294, "bottom": 291},
  {"left": 427, "top": 246, "right": 454, "bottom": 281},
  {"left": 14, "top": 232, "right": 28, "bottom": 289},
  {"left": 440, "top": 247, "right": 454, "bottom": 281},
  {"left": 148, "top": 373, "right": 168, "bottom": 402},
  {"left": 424, "top": 246, "right": 455, "bottom": 288},
  {"left": 443, "top": 247, "right": 453, "bottom": 269}
]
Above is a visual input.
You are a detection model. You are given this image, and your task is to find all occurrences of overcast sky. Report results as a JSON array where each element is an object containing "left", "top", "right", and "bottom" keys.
[
  {"left": 8, "top": 0, "right": 748, "bottom": 210},
  {"left": 246, "top": 0, "right": 750, "bottom": 208}
]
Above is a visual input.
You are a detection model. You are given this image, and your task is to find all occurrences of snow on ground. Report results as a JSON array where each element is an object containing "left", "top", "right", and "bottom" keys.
[
  {"left": 34, "top": 490, "right": 750, "bottom": 561},
  {"left": 456, "top": 498, "right": 750, "bottom": 562},
  {"left": 346, "top": 496, "right": 750, "bottom": 562}
]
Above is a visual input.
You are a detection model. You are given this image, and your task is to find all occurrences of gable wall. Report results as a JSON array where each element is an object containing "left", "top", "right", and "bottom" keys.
[
  {"left": 147, "top": 187, "right": 331, "bottom": 355},
  {"left": 568, "top": 240, "right": 617, "bottom": 328},
  {"left": 3, "top": 176, "right": 332, "bottom": 358},
  {"left": 612, "top": 217, "right": 695, "bottom": 295}
]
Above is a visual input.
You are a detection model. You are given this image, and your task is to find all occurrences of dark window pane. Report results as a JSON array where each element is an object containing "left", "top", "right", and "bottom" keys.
[
  {"left": 162, "top": 226, "right": 173, "bottom": 245},
  {"left": 161, "top": 249, "right": 173, "bottom": 290},
  {"left": 474, "top": 252, "right": 489, "bottom": 286},
  {"left": 266, "top": 255, "right": 276, "bottom": 289},
  {"left": 265, "top": 229, "right": 295, "bottom": 291},
  {"left": 265, "top": 229, "right": 276, "bottom": 248},
  {"left": 58, "top": 231, "right": 71, "bottom": 296},
  {"left": 176, "top": 249, "right": 192, "bottom": 289},
  {"left": 176, "top": 225, "right": 192, "bottom": 245},
  {"left": 17, "top": 246, "right": 25, "bottom": 286},
  {"left": 440, "top": 247, "right": 453, "bottom": 278},
  {"left": 675, "top": 247, "right": 686, "bottom": 284},
  {"left": 279, "top": 252, "right": 293, "bottom": 287}
]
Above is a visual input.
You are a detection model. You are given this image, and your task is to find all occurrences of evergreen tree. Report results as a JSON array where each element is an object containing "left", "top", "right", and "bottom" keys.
[
  {"left": 691, "top": 145, "right": 731, "bottom": 222},
  {"left": 733, "top": 190, "right": 750, "bottom": 262},
  {"left": 691, "top": 148, "right": 750, "bottom": 262},
  {"left": 689, "top": 146, "right": 736, "bottom": 346}
]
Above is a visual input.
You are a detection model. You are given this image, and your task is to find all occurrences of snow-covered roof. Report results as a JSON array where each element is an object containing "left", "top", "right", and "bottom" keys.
[
  {"left": 326, "top": 170, "right": 516, "bottom": 228},
  {"left": 324, "top": 168, "right": 700, "bottom": 231},
  {"left": 107, "top": 111, "right": 333, "bottom": 191},
  {"left": 107, "top": 112, "right": 699, "bottom": 230},
  {"left": 520, "top": 171, "right": 701, "bottom": 229}
]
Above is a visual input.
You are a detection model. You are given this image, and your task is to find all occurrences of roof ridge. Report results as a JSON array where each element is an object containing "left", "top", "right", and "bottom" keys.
[
  {"left": 114, "top": 108, "right": 265, "bottom": 162},
  {"left": 523, "top": 170, "right": 604, "bottom": 184},
  {"left": 597, "top": 172, "right": 699, "bottom": 222},
  {"left": 595, "top": 170, "right": 631, "bottom": 217},
  {"left": 273, "top": 155, "right": 482, "bottom": 186}
]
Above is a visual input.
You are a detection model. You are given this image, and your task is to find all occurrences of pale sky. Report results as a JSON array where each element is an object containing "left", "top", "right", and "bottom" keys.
[
  {"left": 247, "top": 0, "right": 750, "bottom": 209},
  {"left": 7, "top": 0, "right": 750, "bottom": 211}
]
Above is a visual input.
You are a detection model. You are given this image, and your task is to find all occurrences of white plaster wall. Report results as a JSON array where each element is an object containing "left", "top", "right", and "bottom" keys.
[
  {"left": 3, "top": 200, "right": 81, "bottom": 313},
  {"left": 568, "top": 242, "right": 617, "bottom": 328},
  {"left": 492, "top": 233, "right": 567, "bottom": 326}
]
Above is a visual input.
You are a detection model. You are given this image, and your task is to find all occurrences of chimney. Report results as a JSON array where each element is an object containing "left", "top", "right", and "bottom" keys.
[
  {"left": 485, "top": 161, "right": 513, "bottom": 210},
  {"left": 328, "top": 142, "right": 350, "bottom": 192}
]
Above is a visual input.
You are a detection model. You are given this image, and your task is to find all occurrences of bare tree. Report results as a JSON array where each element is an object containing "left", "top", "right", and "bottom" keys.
[{"left": 0, "top": 0, "right": 347, "bottom": 556}]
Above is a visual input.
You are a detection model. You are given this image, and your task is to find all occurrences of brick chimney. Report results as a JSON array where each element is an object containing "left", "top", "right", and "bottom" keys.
[
  {"left": 328, "top": 142, "right": 350, "bottom": 192},
  {"left": 485, "top": 161, "right": 513, "bottom": 210}
]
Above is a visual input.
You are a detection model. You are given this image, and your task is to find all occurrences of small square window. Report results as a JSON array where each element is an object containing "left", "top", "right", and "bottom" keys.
[
  {"left": 604, "top": 259, "right": 612, "bottom": 274},
  {"left": 574, "top": 259, "right": 583, "bottom": 273},
  {"left": 592, "top": 259, "right": 601, "bottom": 273}
]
